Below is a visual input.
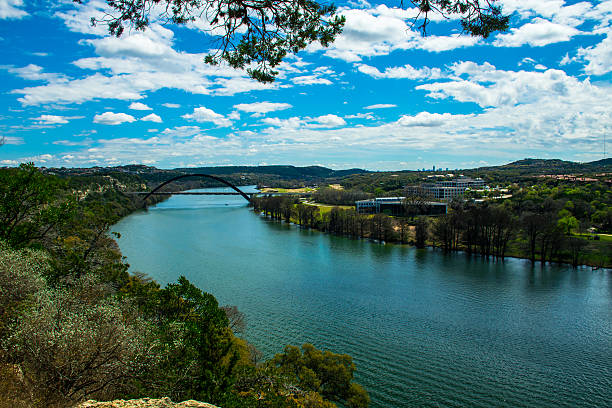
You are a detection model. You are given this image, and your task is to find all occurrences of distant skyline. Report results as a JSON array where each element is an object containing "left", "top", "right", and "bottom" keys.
[{"left": 1, "top": 0, "right": 611, "bottom": 170}]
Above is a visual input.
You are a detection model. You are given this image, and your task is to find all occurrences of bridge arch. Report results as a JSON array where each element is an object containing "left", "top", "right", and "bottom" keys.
[{"left": 142, "top": 174, "right": 252, "bottom": 203}]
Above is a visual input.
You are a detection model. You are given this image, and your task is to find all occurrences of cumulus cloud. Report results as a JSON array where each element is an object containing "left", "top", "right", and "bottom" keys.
[
  {"left": 162, "top": 103, "right": 180, "bottom": 108},
  {"left": 417, "top": 61, "right": 583, "bottom": 108},
  {"left": 262, "top": 114, "right": 346, "bottom": 129},
  {"left": 309, "top": 6, "right": 475, "bottom": 62},
  {"left": 291, "top": 75, "right": 333, "bottom": 85},
  {"left": 357, "top": 63, "right": 444, "bottom": 80},
  {"left": 578, "top": 34, "right": 612, "bottom": 75},
  {"left": 93, "top": 112, "right": 136, "bottom": 125},
  {"left": 493, "top": 18, "right": 581, "bottom": 47},
  {"left": 11, "top": 5, "right": 281, "bottom": 106},
  {"left": 141, "top": 113, "right": 162, "bottom": 123},
  {"left": 233, "top": 102, "right": 292, "bottom": 116},
  {"left": 182, "top": 107, "right": 232, "bottom": 127},
  {"left": 364, "top": 104, "right": 397, "bottom": 109},
  {"left": 31, "top": 115, "right": 73, "bottom": 125},
  {"left": 309, "top": 114, "right": 347, "bottom": 128},
  {"left": 397, "top": 112, "right": 455, "bottom": 127},
  {"left": 129, "top": 102, "right": 153, "bottom": 110},
  {"left": 8, "top": 64, "right": 65, "bottom": 82},
  {"left": 0, "top": 0, "right": 27, "bottom": 19}
]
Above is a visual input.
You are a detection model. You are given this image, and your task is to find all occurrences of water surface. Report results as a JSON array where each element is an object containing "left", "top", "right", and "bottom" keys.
[{"left": 113, "top": 188, "right": 611, "bottom": 408}]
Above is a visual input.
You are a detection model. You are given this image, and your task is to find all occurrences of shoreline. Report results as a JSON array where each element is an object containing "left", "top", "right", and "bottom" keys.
[
  {"left": 114, "top": 190, "right": 610, "bottom": 270},
  {"left": 253, "top": 210, "right": 611, "bottom": 270}
]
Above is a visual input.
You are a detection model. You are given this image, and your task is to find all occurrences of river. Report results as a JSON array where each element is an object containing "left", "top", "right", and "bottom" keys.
[{"left": 112, "top": 187, "right": 611, "bottom": 408}]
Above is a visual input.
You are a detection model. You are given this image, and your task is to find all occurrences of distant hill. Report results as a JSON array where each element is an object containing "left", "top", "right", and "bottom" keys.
[
  {"left": 473, "top": 158, "right": 611, "bottom": 175},
  {"left": 175, "top": 165, "right": 370, "bottom": 180}
]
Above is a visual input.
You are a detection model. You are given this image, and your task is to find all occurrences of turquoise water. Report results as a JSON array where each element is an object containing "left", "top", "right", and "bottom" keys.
[{"left": 113, "top": 187, "right": 611, "bottom": 408}]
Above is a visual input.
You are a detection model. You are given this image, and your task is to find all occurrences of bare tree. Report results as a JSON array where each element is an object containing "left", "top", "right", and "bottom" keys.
[
  {"left": 221, "top": 305, "right": 246, "bottom": 335},
  {"left": 402, "top": 190, "right": 428, "bottom": 220}
]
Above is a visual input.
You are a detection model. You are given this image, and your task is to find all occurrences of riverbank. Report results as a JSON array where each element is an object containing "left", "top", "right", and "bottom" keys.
[{"left": 250, "top": 197, "right": 611, "bottom": 269}]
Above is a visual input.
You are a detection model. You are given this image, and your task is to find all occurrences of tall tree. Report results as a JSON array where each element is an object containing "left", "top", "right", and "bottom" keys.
[{"left": 0, "top": 163, "right": 74, "bottom": 248}]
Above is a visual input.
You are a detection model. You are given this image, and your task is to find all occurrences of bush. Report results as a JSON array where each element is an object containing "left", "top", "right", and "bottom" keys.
[{"left": 2, "top": 272, "right": 153, "bottom": 407}]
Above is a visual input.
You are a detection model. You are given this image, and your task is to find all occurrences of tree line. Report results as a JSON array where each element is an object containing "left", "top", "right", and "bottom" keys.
[
  {"left": 251, "top": 196, "right": 429, "bottom": 248},
  {"left": 252, "top": 193, "right": 611, "bottom": 268}
]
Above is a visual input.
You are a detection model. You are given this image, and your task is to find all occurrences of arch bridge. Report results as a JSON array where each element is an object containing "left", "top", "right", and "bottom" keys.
[
  {"left": 132, "top": 173, "right": 309, "bottom": 206},
  {"left": 138, "top": 174, "right": 253, "bottom": 203}
]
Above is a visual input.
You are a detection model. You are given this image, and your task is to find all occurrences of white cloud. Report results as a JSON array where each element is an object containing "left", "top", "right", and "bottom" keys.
[
  {"left": 182, "top": 107, "right": 232, "bottom": 127},
  {"left": 233, "top": 102, "right": 292, "bottom": 116},
  {"left": 291, "top": 75, "right": 333, "bottom": 85},
  {"left": 417, "top": 61, "right": 583, "bottom": 108},
  {"left": 262, "top": 114, "right": 346, "bottom": 129},
  {"left": 162, "top": 103, "right": 181, "bottom": 108},
  {"left": 499, "top": 0, "right": 595, "bottom": 27},
  {"left": 309, "top": 114, "right": 347, "bottom": 128},
  {"left": 0, "top": 0, "right": 27, "bottom": 19},
  {"left": 8, "top": 64, "right": 65, "bottom": 82},
  {"left": 578, "top": 34, "right": 612, "bottom": 75},
  {"left": 13, "top": 8, "right": 282, "bottom": 106},
  {"left": 228, "top": 111, "right": 241, "bottom": 120},
  {"left": 398, "top": 112, "right": 456, "bottom": 127},
  {"left": 310, "top": 6, "right": 474, "bottom": 62},
  {"left": 345, "top": 112, "right": 375, "bottom": 120},
  {"left": 93, "top": 112, "right": 136, "bottom": 125},
  {"left": 129, "top": 102, "right": 153, "bottom": 110},
  {"left": 357, "top": 63, "right": 444, "bottom": 80},
  {"left": 141, "top": 113, "right": 162, "bottom": 123},
  {"left": 493, "top": 18, "right": 581, "bottom": 47},
  {"left": 364, "top": 104, "right": 397, "bottom": 109},
  {"left": 32, "top": 115, "right": 71, "bottom": 125}
]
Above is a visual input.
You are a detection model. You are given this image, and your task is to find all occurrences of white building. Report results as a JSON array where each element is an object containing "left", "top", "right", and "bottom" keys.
[{"left": 405, "top": 177, "right": 485, "bottom": 200}]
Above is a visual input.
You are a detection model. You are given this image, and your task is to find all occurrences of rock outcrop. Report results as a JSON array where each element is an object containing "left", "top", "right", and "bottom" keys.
[{"left": 76, "top": 398, "right": 219, "bottom": 408}]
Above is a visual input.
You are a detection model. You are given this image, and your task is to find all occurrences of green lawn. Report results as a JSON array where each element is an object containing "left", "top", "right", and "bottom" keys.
[
  {"left": 574, "top": 233, "right": 612, "bottom": 242},
  {"left": 304, "top": 203, "right": 353, "bottom": 214}
]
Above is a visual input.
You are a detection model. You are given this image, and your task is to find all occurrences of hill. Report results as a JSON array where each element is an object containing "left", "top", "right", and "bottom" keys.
[
  {"left": 175, "top": 165, "right": 370, "bottom": 180},
  {"left": 473, "top": 158, "right": 611, "bottom": 175}
]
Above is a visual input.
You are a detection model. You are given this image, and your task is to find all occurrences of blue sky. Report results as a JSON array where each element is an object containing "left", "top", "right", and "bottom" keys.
[{"left": 1, "top": 0, "right": 611, "bottom": 170}]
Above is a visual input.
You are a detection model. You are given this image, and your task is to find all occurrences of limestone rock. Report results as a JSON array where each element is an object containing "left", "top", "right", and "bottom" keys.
[{"left": 76, "top": 398, "right": 219, "bottom": 408}]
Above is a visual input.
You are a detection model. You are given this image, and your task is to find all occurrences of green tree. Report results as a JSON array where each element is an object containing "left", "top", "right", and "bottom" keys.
[
  {"left": 138, "top": 276, "right": 240, "bottom": 404},
  {"left": 88, "top": 0, "right": 508, "bottom": 82},
  {"left": 0, "top": 163, "right": 74, "bottom": 248},
  {"left": 271, "top": 343, "right": 369, "bottom": 408},
  {"left": 558, "top": 214, "right": 579, "bottom": 235}
]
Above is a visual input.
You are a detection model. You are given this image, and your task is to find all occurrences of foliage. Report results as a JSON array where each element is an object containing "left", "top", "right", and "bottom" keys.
[
  {"left": 271, "top": 343, "right": 369, "bottom": 408},
  {"left": 312, "top": 187, "right": 372, "bottom": 206},
  {"left": 81, "top": 0, "right": 509, "bottom": 82},
  {"left": 0, "top": 242, "right": 152, "bottom": 407},
  {"left": 130, "top": 276, "right": 239, "bottom": 403},
  {"left": 81, "top": 0, "right": 344, "bottom": 82},
  {"left": 0, "top": 163, "right": 75, "bottom": 248},
  {"left": 0, "top": 242, "right": 48, "bottom": 339},
  {"left": 406, "top": 0, "right": 509, "bottom": 37}
]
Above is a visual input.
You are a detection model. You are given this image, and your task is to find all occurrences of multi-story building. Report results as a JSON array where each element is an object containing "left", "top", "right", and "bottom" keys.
[
  {"left": 405, "top": 177, "right": 485, "bottom": 200},
  {"left": 355, "top": 197, "right": 447, "bottom": 216}
]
